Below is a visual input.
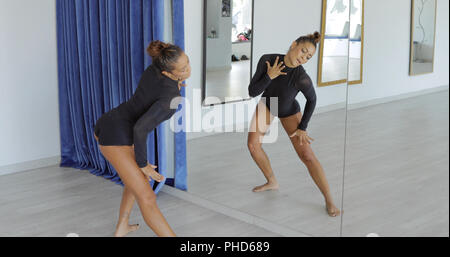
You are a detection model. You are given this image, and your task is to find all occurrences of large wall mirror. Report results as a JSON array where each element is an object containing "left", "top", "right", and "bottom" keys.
[
  {"left": 190, "top": 1, "right": 350, "bottom": 237},
  {"left": 202, "top": 0, "right": 254, "bottom": 106},
  {"left": 318, "top": 0, "right": 364, "bottom": 87},
  {"left": 410, "top": 0, "right": 437, "bottom": 76},
  {"left": 342, "top": 0, "right": 447, "bottom": 237}
]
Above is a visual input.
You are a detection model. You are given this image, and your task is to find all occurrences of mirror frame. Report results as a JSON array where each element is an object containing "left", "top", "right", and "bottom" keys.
[
  {"left": 409, "top": 0, "right": 437, "bottom": 76},
  {"left": 348, "top": 0, "right": 364, "bottom": 85},
  {"left": 202, "top": 0, "right": 255, "bottom": 107},
  {"left": 317, "top": 0, "right": 365, "bottom": 87},
  {"left": 318, "top": 0, "right": 349, "bottom": 87}
]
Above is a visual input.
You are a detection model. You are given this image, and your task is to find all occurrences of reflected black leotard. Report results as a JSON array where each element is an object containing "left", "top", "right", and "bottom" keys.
[
  {"left": 94, "top": 64, "right": 181, "bottom": 168},
  {"left": 248, "top": 54, "right": 317, "bottom": 131}
]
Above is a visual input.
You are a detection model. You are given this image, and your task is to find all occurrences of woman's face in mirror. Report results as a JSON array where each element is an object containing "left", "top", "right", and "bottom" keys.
[{"left": 287, "top": 41, "right": 316, "bottom": 66}]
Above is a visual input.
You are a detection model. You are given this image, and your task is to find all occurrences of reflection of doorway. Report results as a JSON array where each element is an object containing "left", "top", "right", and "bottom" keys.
[
  {"left": 204, "top": 0, "right": 253, "bottom": 105},
  {"left": 322, "top": 38, "right": 349, "bottom": 83},
  {"left": 205, "top": 60, "right": 250, "bottom": 106}
]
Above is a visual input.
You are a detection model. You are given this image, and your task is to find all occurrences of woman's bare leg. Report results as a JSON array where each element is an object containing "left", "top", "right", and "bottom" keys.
[
  {"left": 98, "top": 144, "right": 176, "bottom": 236},
  {"left": 248, "top": 100, "right": 278, "bottom": 192},
  {"left": 113, "top": 144, "right": 143, "bottom": 237},
  {"left": 94, "top": 134, "right": 140, "bottom": 236},
  {"left": 280, "top": 112, "right": 341, "bottom": 217},
  {"left": 114, "top": 186, "right": 140, "bottom": 237}
]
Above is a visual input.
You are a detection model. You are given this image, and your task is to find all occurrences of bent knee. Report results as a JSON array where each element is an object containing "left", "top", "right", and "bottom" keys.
[
  {"left": 299, "top": 152, "right": 315, "bottom": 163},
  {"left": 137, "top": 192, "right": 157, "bottom": 206},
  {"left": 247, "top": 140, "right": 262, "bottom": 154}
]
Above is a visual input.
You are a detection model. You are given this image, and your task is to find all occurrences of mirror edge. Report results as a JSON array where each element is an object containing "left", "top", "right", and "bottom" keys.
[{"left": 348, "top": 0, "right": 364, "bottom": 86}]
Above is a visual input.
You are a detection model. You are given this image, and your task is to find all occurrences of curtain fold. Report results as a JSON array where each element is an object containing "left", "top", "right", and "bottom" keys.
[
  {"left": 56, "top": 0, "right": 184, "bottom": 193},
  {"left": 172, "top": 0, "right": 187, "bottom": 191}
]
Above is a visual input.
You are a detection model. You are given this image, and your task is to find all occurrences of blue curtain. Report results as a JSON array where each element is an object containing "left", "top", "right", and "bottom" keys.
[
  {"left": 171, "top": 0, "right": 187, "bottom": 191},
  {"left": 56, "top": 0, "right": 187, "bottom": 193}
]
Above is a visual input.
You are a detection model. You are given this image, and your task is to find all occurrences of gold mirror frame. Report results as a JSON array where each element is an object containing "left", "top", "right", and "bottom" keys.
[
  {"left": 409, "top": 0, "right": 437, "bottom": 76},
  {"left": 318, "top": 0, "right": 365, "bottom": 87}
]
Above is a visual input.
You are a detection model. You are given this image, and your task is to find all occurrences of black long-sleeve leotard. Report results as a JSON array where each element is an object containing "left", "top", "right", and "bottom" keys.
[
  {"left": 248, "top": 54, "right": 317, "bottom": 131},
  {"left": 94, "top": 64, "right": 181, "bottom": 168}
]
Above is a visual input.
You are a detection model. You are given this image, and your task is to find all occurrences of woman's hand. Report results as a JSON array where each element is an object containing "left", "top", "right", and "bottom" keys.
[
  {"left": 140, "top": 162, "right": 164, "bottom": 182},
  {"left": 178, "top": 80, "right": 187, "bottom": 90},
  {"left": 289, "top": 129, "right": 314, "bottom": 146},
  {"left": 266, "top": 56, "right": 287, "bottom": 80}
]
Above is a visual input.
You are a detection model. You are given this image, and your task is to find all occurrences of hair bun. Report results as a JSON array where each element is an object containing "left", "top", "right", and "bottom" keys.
[
  {"left": 147, "top": 40, "right": 170, "bottom": 59},
  {"left": 311, "top": 31, "right": 321, "bottom": 44}
]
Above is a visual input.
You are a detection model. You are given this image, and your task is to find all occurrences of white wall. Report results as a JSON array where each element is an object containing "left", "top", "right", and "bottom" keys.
[
  {"left": 206, "top": 0, "right": 221, "bottom": 36},
  {"left": 0, "top": 0, "right": 448, "bottom": 171},
  {"left": 206, "top": 0, "right": 232, "bottom": 70},
  {"left": 184, "top": 0, "right": 449, "bottom": 140},
  {"left": 232, "top": 41, "right": 251, "bottom": 57},
  {"left": 0, "top": 0, "right": 60, "bottom": 173},
  {"left": 348, "top": 0, "right": 449, "bottom": 105}
]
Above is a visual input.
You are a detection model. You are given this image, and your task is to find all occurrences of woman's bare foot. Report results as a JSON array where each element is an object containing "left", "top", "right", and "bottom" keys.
[
  {"left": 114, "top": 222, "right": 140, "bottom": 237},
  {"left": 326, "top": 202, "right": 341, "bottom": 217},
  {"left": 252, "top": 181, "right": 279, "bottom": 192}
]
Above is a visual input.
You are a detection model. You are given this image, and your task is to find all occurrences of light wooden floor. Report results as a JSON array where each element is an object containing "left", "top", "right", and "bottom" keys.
[
  {"left": 186, "top": 89, "right": 449, "bottom": 237},
  {"left": 0, "top": 90, "right": 447, "bottom": 237},
  {"left": 205, "top": 60, "right": 251, "bottom": 105},
  {"left": 187, "top": 109, "right": 347, "bottom": 237},
  {"left": 342, "top": 89, "right": 449, "bottom": 236},
  {"left": 0, "top": 165, "right": 280, "bottom": 237}
]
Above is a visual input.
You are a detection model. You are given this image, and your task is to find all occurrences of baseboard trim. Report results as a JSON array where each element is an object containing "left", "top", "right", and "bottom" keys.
[
  {"left": 0, "top": 156, "right": 60, "bottom": 176},
  {"left": 161, "top": 186, "right": 311, "bottom": 237},
  {"left": 347, "top": 85, "right": 449, "bottom": 110}
]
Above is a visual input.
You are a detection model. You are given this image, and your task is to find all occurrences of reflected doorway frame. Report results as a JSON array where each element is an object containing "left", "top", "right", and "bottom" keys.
[
  {"left": 317, "top": 0, "right": 365, "bottom": 87},
  {"left": 318, "top": 0, "right": 349, "bottom": 87},
  {"left": 202, "top": 0, "right": 255, "bottom": 107}
]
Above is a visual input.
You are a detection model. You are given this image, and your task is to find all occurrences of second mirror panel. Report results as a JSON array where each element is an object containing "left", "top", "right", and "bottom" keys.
[{"left": 342, "top": 0, "right": 448, "bottom": 236}]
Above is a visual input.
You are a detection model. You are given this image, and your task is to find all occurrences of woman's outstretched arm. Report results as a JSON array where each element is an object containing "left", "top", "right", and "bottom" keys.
[
  {"left": 297, "top": 74, "right": 317, "bottom": 131},
  {"left": 133, "top": 97, "right": 177, "bottom": 168}
]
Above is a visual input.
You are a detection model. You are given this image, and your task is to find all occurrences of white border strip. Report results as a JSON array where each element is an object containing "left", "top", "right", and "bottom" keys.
[{"left": 0, "top": 156, "right": 60, "bottom": 176}]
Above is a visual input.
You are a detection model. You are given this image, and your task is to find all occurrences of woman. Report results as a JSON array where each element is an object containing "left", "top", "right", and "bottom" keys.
[
  {"left": 247, "top": 32, "right": 341, "bottom": 217},
  {"left": 93, "top": 41, "right": 191, "bottom": 236}
]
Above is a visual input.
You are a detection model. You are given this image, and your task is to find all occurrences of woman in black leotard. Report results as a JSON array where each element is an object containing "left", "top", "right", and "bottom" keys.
[
  {"left": 93, "top": 41, "right": 191, "bottom": 236},
  {"left": 247, "top": 32, "right": 341, "bottom": 217}
]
